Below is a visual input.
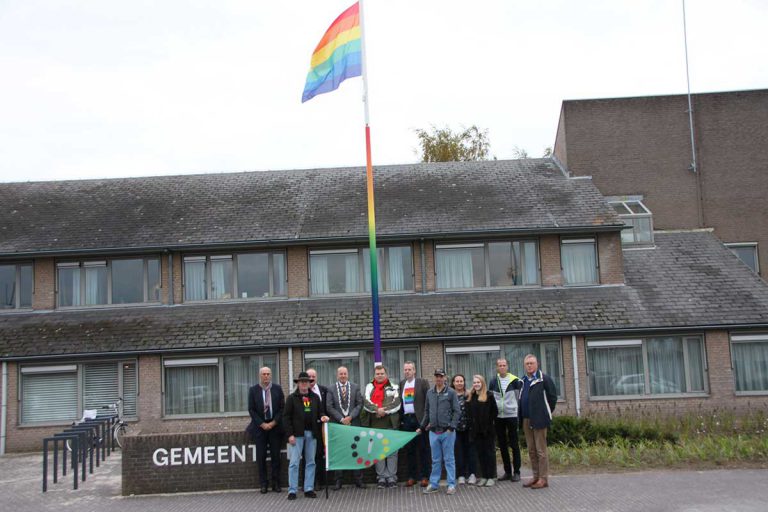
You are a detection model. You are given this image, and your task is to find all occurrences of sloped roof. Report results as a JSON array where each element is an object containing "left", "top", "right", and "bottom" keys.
[
  {"left": 0, "top": 159, "right": 620, "bottom": 255},
  {"left": 2, "top": 231, "right": 767, "bottom": 360}
]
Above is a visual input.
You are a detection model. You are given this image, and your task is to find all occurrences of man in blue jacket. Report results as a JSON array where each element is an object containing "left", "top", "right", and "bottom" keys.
[{"left": 519, "top": 354, "right": 557, "bottom": 489}]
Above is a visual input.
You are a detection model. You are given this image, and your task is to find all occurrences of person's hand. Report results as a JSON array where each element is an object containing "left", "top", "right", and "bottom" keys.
[
  {"left": 376, "top": 407, "right": 386, "bottom": 418},
  {"left": 341, "top": 416, "right": 352, "bottom": 425},
  {"left": 416, "top": 428, "right": 422, "bottom": 434},
  {"left": 288, "top": 435, "right": 296, "bottom": 446},
  {"left": 321, "top": 416, "right": 330, "bottom": 423},
  {"left": 260, "top": 422, "right": 270, "bottom": 430}
]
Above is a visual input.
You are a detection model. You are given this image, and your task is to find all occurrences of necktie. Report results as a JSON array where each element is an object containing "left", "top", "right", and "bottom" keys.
[
  {"left": 263, "top": 386, "right": 272, "bottom": 419},
  {"left": 342, "top": 383, "right": 348, "bottom": 405}
]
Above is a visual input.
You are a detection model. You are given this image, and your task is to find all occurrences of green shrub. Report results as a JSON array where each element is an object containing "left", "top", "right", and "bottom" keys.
[{"left": 548, "top": 415, "right": 678, "bottom": 446}]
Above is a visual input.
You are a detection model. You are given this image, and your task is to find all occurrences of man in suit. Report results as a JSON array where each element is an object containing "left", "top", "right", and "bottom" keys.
[
  {"left": 248, "top": 366, "right": 285, "bottom": 493},
  {"left": 306, "top": 368, "right": 329, "bottom": 490},
  {"left": 326, "top": 366, "right": 365, "bottom": 489},
  {"left": 399, "top": 361, "right": 431, "bottom": 487}
]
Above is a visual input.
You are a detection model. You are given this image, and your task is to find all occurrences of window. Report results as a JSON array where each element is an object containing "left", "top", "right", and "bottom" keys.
[
  {"left": 57, "top": 257, "right": 161, "bottom": 307},
  {"left": 609, "top": 198, "right": 653, "bottom": 245},
  {"left": 183, "top": 252, "right": 286, "bottom": 302},
  {"left": 731, "top": 334, "right": 768, "bottom": 393},
  {"left": 587, "top": 336, "right": 707, "bottom": 398},
  {"left": 726, "top": 243, "right": 759, "bottom": 274},
  {"left": 561, "top": 238, "right": 598, "bottom": 285},
  {"left": 20, "top": 361, "right": 137, "bottom": 424},
  {"left": 0, "top": 262, "right": 32, "bottom": 309},
  {"left": 163, "top": 354, "right": 277, "bottom": 416},
  {"left": 435, "top": 241, "right": 539, "bottom": 290},
  {"left": 304, "top": 347, "right": 419, "bottom": 388},
  {"left": 309, "top": 246, "right": 413, "bottom": 295},
  {"left": 445, "top": 341, "right": 563, "bottom": 397}
]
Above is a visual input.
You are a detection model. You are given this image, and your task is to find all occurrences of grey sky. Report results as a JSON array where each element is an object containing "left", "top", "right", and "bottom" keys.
[{"left": 1, "top": 0, "right": 766, "bottom": 183}]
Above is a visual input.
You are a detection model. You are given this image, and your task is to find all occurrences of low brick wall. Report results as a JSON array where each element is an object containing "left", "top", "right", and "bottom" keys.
[{"left": 121, "top": 430, "right": 426, "bottom": 495}]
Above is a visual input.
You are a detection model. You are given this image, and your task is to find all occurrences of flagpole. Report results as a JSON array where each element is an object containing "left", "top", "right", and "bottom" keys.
[
  {"left": 323, "top": 421, "right": 329, "bottom": 499},
  {"left": 358, "top": 0, "right": 382, "bottom": 366}
]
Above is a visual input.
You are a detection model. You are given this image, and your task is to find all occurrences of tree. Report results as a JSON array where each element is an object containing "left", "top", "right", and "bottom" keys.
[
  {"left": 512, "top": 146, "right": 530, "bottom": 159},
  {"left": 414, "top": 125, "right": 490, "bottom": 162},
  {"left": 543, "top": 146, "right": 553, "bottom": 158}
]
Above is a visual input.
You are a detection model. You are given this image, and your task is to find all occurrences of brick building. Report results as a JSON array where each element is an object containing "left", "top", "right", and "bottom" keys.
[
  {"left": 553, "top": 88, "right": 768, "bottom": 275},
  {"left": 2, "top": 159, "right": 768, "bottom": 453}
]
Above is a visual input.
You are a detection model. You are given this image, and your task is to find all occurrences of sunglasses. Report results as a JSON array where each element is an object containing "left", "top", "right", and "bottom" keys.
[{"left": 309, "top": 379, "right": 316, "bottom": 382}]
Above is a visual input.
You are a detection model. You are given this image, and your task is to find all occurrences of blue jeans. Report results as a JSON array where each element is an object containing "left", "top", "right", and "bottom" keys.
[
  {"left": 288, "top": 431, "right": 316, "bottom": 494},
  {"left": 428, "top": 430, "right": 456, "bottom": 488}
]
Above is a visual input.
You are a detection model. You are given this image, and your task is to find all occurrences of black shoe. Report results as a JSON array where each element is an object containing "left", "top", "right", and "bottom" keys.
[
  {"left": 511, "top": 473, "right": 521, "bottom": 482},
  {"left": 498, "top": 473, "right": 512, "bottom": 481},
  {"left": 386, "top": 481, "right": 397, "bottom": 488},
  {"left": 305, "top": 491, "right": 317, "bottom": 498},
  {"left": 260, "top": 485, "right": 269, "bottom": 494},
  {"left": 377, "top": 481, "right": 386, "bottom": 489},
  {"left": 287, "top": 493, "right": 296, "bottom": 500},
  {"left": 334, "top": 480, "right": 343, "bottom": 491},
  {"left": 354, "top": 480, "right": 366, "bottom": 489},
  {"left": 272, "top": 482, "right": 281, "bottom": 493}
]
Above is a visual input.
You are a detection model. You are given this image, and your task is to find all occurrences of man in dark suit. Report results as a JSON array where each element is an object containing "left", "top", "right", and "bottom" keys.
[
  {"left": 248, "top": 366, "right": 285, "bottom": 494},
  {"left": 399, "top": 361, "right": 431, "bottom": 487},
  {"left": 306, "top": 368, "right": 329, "bottom": 490},
  {"left": 326, "top": 366, "right": 365, "bottom": 489}
]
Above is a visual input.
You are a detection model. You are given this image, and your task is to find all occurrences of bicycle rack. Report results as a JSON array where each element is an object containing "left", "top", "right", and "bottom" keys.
[{"left": 42, "top": 414, "right": 121, "bottom": 492}]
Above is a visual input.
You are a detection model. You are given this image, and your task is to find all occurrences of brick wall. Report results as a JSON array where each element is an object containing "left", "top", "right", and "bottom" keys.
[
  {"left": 172, "top": 253, "right": 183, "bottom": 304},
  {"left": 419, "top": 341, "right": 444, "bottom": 381},
  {"left": 287, "top": 247, "right": 309, "bottom": 298},
  {"left": 159, "top": 253, "right": 170, "bottom": 305},
  {"left": 32, "top": 258, "right": 55, "bottom": 310},
  {"left": 539, "top": 235, "right": 563, "bottom": 286},
  {"left": 558, "top": 90, "right": 768, "bottom": 276},
  {"left": 598, "top": 232, "right": 624, "bottom": 285}
]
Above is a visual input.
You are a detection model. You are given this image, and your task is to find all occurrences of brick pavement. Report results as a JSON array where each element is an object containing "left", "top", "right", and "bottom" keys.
[{"left": 2, "top": 452, "right": 767, "bottom": 512}]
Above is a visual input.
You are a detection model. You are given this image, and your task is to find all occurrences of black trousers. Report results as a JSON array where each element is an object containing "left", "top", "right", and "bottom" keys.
[
  {"left": 495, "top": 417, "right": 521, "bottom": 475},
  {"left": 474, "top": 435, "right": 496, "bottom": 479},
  {"left": 254, "top": 427, "right": 283, "bottom": 486},
  {"left": 454, "top": 429, "right": 477, "bottom": 478},
  {"left": 401, "top": 413, "right": 430, "bottom": 480}
]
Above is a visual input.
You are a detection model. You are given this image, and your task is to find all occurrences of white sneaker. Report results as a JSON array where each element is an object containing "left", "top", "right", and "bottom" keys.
[
  {"left": 446, "top": 486, "right": 456, "bottom": 495},
  {"left": 458, "top": 476, "right": 466, "bottom": 485},
  {"left": 423, "top": 484, "right": 439, "bottom": 494},
  {"left": 467, "top": 474, "right": 477, "bottom": 485},
  {"left": 484, "top": 478, "right": 495, "bottom": 487},
  {"left": 476, "top": 478, "right": 487, "bottom": 486}
]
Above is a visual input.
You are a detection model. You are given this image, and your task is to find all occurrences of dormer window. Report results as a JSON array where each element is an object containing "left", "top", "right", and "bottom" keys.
[{"left": 609, "top": 198, "right": 653, "bottom": 245}]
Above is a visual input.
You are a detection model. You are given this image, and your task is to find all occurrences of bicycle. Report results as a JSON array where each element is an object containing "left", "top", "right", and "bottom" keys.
[{"left": 65, "top": 397, "right": 130, "bottom": 451}]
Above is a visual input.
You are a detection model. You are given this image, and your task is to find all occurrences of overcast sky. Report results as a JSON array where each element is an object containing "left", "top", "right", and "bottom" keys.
[{"left": 1, "top": 0, "right": 766, "bottom": 183}]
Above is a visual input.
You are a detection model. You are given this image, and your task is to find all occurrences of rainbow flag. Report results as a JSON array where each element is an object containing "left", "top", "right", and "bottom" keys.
[{"left": 302, "top": 2, "right": 362, "bottom": 103}]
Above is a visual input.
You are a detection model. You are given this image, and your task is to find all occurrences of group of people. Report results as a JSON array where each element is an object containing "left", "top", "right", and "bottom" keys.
[{"left": 246, "top": 355, "right": 557, "bottom": 500}]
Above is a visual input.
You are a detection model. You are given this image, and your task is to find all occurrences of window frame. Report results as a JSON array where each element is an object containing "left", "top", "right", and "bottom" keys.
[
  {"left": 730, "top": 333, "right": 768, "bottom": 396},
  {"left": 303, "top": 347, "right": 420, "bottom": 388},
  {"left": 444, "top": 340, "right": 564, "bottom": 399},
  {"left": 608, "top": 198, "right": 654, "bottom": 245},
  {"left": 434, "top": 239, "right": 541, "bottom": 291},
  {"left": 18, "top": 359, "right": 138, "bottom": 426},
  {"left": 0, "top": 261, "right": 33, "bottom": 310},
  {"left": 161, "top": 352, "right": 279, "bottom": 418},
  {"left": 56, "top": 256, "right": 161, "bottom": 308},
  {"left": 586, "top": 335, "right": 709, "bottom": 400},
  {"left": 725, "top": 243, "right": 760, "bottom": 274},
  {"left": 560, "top": 237, "right": 599, "bottom": 286},
  {"left": 182, "top": 250, "right": 287, "bottom": 303},
  {"left": 308, "top": 245, "right": 415, "bottom": 296}
]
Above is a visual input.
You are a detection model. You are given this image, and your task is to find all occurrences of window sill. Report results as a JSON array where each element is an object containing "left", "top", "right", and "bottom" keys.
[
  {"left": 183, "top": 296, "right": 288, "bottom": 304},
  {"left": 163, "top": 412, "right": 250, "bottom": 420},
  {"left": 0, "top": 307, "right": 34, "bottom": 314},
  {"left": 435, "top": 284, "right": 541, "bottom": 292},
  {"left": 589, "top": 392, "right": 710, "bottom": 401},
  {"left": 56, "top": 302, "right": 162, "bottom": 311},
  {"left": 309, "top": 290, "right": 415, "bottom": 297},
  {"left": 18, "top": 420, "right": 76, "bottom": 428},
  {"left": 734, "top": 390, "right": 768, "bottom": 396}
]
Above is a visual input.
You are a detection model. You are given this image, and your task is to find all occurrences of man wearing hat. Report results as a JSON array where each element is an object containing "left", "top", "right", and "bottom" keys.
[
  {"left": 283, "top": 371, "right": 330, "bottom": 500},
  {"left": 417, "top": 369, "right": 460, "bottom": 495}
]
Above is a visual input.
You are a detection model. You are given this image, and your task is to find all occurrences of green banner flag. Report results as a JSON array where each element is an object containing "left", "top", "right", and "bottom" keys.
[{"left": 325, "top": 423, "right": 417, "bottom": 470}]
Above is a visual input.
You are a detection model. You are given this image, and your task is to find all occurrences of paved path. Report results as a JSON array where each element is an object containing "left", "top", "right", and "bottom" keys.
[{"left": 2, "top": 452, "right": 767, "bottom": 512}]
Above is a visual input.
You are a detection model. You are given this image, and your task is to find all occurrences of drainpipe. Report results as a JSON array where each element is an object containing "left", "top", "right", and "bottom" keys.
[
  {"left": 167, "top": 251, "right": 174, "bottom": 305},
  {"left": 288, "top": 347, "right": 294, "bottom": 393},
  {"left": 571, "top": 334, "right": 581, "bottom": 417},
  {"left": 1, "top": 361, "right": 7, "bottom": 455},
  {"left": 420, "top": 239, "right": 427, "bottom": 293}
]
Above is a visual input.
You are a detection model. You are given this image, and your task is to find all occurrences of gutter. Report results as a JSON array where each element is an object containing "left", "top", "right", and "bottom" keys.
[
  {"left": 3, "top": 322, "right": 768, "bottom": 362},
  {"left": 1, "top": 361, "right": 7, "bottom": 455},
  {"left": 571, "top": 334, "right": 581, "bottom": 417}
]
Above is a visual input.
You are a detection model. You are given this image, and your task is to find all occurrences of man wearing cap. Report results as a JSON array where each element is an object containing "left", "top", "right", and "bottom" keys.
[
  {"left": 283, "top": 371, "right": 330, "bottom": 500},
  {"left": 418, "top": 369, "right": 460, "bottom": 495}
]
